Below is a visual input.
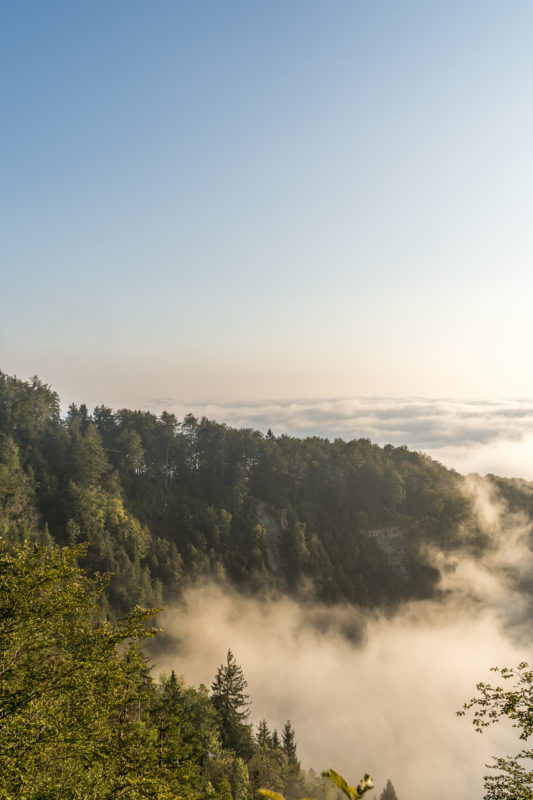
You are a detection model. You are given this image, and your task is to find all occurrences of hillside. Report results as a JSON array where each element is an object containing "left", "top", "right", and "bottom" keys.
[{"left": 2, "top": 370, "right": 523, "bottom": 616}]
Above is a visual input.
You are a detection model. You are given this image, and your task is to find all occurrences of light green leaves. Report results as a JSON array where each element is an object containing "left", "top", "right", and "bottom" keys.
[
  {"left": 259, "top": 769, "right": 374, "bottom": 800},
  {"left": 322, "top": 769, "right": 374, "bottom": 800},
  {"left": 258, "top": 791, "right": 315, "bottom": 800}
]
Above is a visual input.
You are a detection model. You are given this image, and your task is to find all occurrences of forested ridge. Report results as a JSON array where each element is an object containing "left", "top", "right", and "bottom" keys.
[
  {"left": 0, "top": 369, "right": 410, "bottom": 799},
  {"left": 2, "top": 370, "right": 529, "bottom": 799},
  {"left": 0, "top": 371, "right": 507, "bottom": 616}
]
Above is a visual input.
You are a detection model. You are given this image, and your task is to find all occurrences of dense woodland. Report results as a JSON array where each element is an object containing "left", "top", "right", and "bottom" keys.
[
  {"left": 2, "top": 371, "right": 531, "bottom": 799},
  {"left": 0, "top": 371, "right": 504, "bottom": 615}
]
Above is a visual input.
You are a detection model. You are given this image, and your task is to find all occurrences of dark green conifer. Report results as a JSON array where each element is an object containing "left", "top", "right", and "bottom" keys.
[
  {"left": 211, "top": 649, "right": 253, "bottom": 758},
  {"left": 282, "top": 719, "right": 299, "bottom": 768},
  {"left": 257, "top": 718, "right": 272, "bottom": 748}
]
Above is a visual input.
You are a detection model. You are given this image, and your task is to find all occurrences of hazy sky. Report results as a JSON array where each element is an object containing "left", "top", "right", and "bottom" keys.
[{"left": 2, "top": 1, "right": 533, "bottom": 406}]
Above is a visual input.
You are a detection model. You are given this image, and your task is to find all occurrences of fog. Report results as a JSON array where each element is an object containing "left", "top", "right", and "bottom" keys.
[{"left": 151, "top": 477, "right": 533, "bottom": 800}]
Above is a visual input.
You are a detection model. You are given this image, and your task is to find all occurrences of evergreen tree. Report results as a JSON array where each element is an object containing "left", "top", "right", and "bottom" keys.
[
  {"left": 379, "top": 778, "right": 399, "bottom": 800},
  {"left": 257, "top": 718, "right": 272, "bottom": 748},
  {"left": 282, "top": 719, "right": 299, "bottom": 768},
  {"left": 211, "top": 649, "right": 254, "bottom": 758},
  {"left": 282, "top": 719, "right": 303, "bottom": 800}
]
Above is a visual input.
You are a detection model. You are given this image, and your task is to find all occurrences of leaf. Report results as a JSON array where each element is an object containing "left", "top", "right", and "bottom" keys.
[
  {"left": 322, "top": 769, "right": 354, "bottom": 799},
  {"left": 322, "top": 769, "right": 374, "bottom": 800},
  {"left": 258, "top": 791, "right": 286, "bottom": 800}
]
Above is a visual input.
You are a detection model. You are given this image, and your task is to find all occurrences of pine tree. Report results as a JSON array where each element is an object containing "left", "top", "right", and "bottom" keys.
[
  {"left": 282, "top": 719, "right": 299, "bottom": 768},
  {"left": 282, "top": 719, "right": 304, "bottom": 800},
  {"left": 379, "top": 778, "right": 399, "bottom": 800},
  {"left": 211, "top": 649, "right": 253, "bottom": 758},
  {"left": 257, "top": 718, "right": 272, "bottom": 748}
]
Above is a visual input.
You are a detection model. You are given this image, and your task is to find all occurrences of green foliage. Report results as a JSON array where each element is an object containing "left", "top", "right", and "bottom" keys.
[
  {"left": 0, "top": 434, "right": 39, "bottom": 544},
  {"left": 0, "top": 538, "right": 284, "bottom": 799},
  {"left": 150, "top": 670, "right": 220, "bottom": 793},
  {"left": 459, "top": 662, "right": 533, "bottom": 799},
  {"left": 0, "top": 369, "right": 509, "bottom": 615},
  {"left": 211, "top": 649, "right": 254, "bottom": 759},
  {"left": 282, "top": 720, "right": 298, "bottom": 767},
  {"left": 0, "top": 488, "right": 370, "bottom": 800},
  {"left": 0, "top": 538, "right": 170, "bottom": 799},
  {"left": 321, "top": 770, "right": 374, "bottom": 800}
]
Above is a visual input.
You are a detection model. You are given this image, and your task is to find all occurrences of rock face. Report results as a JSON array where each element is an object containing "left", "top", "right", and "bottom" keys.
[
  {"left": 363, "top": 527, "right": 409, "bottom": 579},
  {"left": 256, "top": 502, "right": 288, "bottom": 589}
]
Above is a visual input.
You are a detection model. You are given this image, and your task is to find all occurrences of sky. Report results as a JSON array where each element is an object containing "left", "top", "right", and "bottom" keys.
[
  {"left": 2, "top": 0, "right": 533, "bottom": 459},
  {"left": 3, "top": 8, "right": 533, "bottom": 794}
]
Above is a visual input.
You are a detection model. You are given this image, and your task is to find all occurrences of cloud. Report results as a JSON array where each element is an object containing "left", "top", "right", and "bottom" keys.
[
  {"left": 143, "top": 395, "right": 533, "bottom": 479},
  {"left": 149, "top": 477, "right": 533, "bottom": 800},
  {"left": 152, "top": 585, "right": 520, "bottom": 800}
]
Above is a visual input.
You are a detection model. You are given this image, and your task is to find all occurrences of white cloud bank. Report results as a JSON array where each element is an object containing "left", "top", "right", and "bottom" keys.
[
  {"left": 146, "top": 396, "right": 533, "bottom": 479},
  {"left": 153, "top": 586, "right": 522, "bottom": 800}
]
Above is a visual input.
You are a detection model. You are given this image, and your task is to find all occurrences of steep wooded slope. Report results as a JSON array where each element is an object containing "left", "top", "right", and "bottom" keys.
[{"left": 0, "top": 370, "right": 516, "bottom": 614}]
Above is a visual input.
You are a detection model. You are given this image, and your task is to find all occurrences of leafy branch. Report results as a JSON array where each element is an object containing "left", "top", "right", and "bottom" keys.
[{"left": 259, "top": 769, "right": 374, "bottom": 800}]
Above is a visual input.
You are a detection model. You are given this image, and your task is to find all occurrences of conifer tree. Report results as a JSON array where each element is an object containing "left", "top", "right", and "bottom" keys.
[
  {"left": 257, "top": 718, "right": 272, "bottom": 748},
  {"left": 281, "top": 719, "right": 304, "bottom": 800},
  {"left": 211, "top": 649, "right": 253, "bottom": 758},
  {"left": 379, "top": 778, "right": 399, "bottom": 800},
  {"left": 282, "top": 719, "right": 299, "bottom": 768}
]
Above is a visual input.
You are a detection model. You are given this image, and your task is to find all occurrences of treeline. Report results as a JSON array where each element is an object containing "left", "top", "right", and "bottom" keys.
[
  {"left": 0, "top": 371, "right": 493, "bottom": 614},
  {"left": 0, "top": 538, "right": 338, "bottom": 800}
]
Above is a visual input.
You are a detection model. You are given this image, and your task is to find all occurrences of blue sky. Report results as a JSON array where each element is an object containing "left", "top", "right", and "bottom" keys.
[{"left": 2, "top": 1, "right": 533, "bottom": 409}]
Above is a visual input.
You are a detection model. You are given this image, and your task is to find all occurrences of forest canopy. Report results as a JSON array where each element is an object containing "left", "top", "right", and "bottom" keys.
[{"left": 0, "top": 370, "right": 494, "bottom": 615}]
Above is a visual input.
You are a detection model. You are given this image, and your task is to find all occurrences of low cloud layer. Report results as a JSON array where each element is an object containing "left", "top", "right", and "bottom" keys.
[
  {"left": 146, "top": 396, "right": 533, "bottom": 479},
  {"left": 153, "top": 586, "right": 521, "bottom": 800},
  {"left": 151, "top": 478, "right": 533, "bottom": 800}
]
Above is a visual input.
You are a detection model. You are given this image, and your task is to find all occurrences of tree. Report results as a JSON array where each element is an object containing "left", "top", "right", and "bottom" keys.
[
  {"left": 282, "top": 720, "right": 299, "bottom": 768},
  {"left": 257, "top": 718, "right": 273, "bottom": 748},
  {"left": 0, "top": 538, "right": 185, "bottom": 799},
  {"left": 69, "top": 422, "right": 110, "bottom": 486},
  {"left": 211, "top": 649, "right": 254, "bottom": 758},
  {"left": 281, "top": 720, "right": 304, "bottom": 799},
  {"left": 379, "top": 778, "right": 399, "bottom": 800},
  {"left": 459, "top": 662, "right": 533, "bottom": 799},
  {"left": 0, "top": 434, "right": 38, "bottom": 544}
]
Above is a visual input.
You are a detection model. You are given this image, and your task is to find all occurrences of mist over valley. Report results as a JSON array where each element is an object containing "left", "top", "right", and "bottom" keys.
[{"left": 2, "top": 371, "right": 533, "bottom": 799}]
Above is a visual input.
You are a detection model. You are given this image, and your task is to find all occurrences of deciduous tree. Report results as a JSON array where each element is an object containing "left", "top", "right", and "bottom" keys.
[{"left": 459, "top": 661, "right": 533, "bottom": 800}]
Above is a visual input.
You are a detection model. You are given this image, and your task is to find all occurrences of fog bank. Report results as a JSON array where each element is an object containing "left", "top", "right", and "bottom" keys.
[
  {"left": 153, "top": 583, "right": 523, "bottom": 800},
  {"left": 150, "top": 473, "right": 533, "bottom": 800}
]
